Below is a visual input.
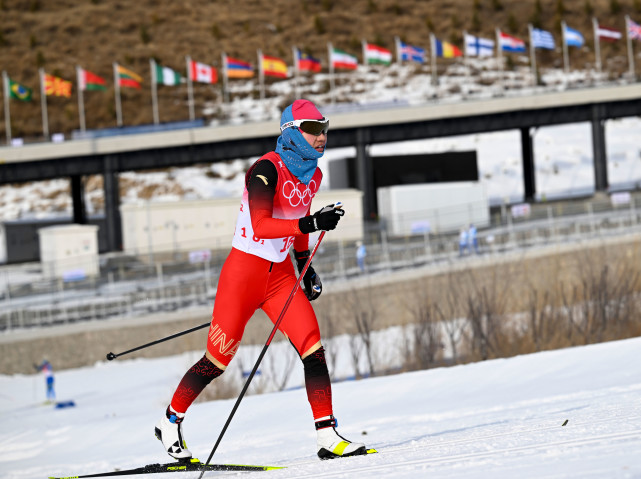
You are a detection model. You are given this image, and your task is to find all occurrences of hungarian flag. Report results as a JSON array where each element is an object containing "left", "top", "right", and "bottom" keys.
[
  {"left": 117, "top": 65, "right": 142, "bottom": 89},
  {"left": 296, "top": 50, "right": 321, "bottom": 72},
  {"left": 154, "top": 64, "right": 182, "bottom": 85},
  {"left": 596, "top": 25, "right": 622, "bottom": 42},
  {"left": 189, "top": 60, "right": 218, "bottom": 84},
  {"left": 261, "top": 54, "right": 288, "bottom": 78},
  {"left": 78, "top": 68, "right": 107, "bottom": 91},
  {"left": 331, "top": 48, "right": 358, "bottom": 70},
  {"left": 44, "top": 73, "right": 72, "bottom": 97},
  {"left": 364, "top": 43, "right": 392, "bottom": 65},
  {"left": 8, "top": 78, "right": 32, "bottom": 101}
]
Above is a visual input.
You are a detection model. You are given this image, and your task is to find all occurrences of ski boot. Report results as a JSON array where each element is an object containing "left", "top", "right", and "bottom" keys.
[
  {"left": 315, "top": 415, "right": 367, "bottom": 460},
  {"left": 155, "top": 406, "right": 192, "bottom": 460}
]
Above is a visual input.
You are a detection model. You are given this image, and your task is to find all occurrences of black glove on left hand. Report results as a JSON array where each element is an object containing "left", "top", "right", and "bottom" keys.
[{"left": 294, "top": 249, "right": 322, "bottom": 301}]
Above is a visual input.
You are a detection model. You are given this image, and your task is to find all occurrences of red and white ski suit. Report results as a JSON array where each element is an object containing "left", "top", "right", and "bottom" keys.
[{"left": 206, "top": 152, "right": 323, "bottom": 367}]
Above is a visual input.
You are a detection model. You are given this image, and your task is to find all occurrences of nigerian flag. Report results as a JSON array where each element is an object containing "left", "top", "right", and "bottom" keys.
[{"left": 154, "top": 64, "right": 182, "bottom": 86}]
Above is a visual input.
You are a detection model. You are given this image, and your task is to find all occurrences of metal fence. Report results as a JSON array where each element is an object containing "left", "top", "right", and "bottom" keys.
[{"left": 1, "top": 193, "right": 640, "bottom": 331}]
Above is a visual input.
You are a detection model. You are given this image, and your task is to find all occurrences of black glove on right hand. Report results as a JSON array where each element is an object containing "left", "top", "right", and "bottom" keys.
[{"left": 299, "top": 204, "right": 345, "bottom": 234}]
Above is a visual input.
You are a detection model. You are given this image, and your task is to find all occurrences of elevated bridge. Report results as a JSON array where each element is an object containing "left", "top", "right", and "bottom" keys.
[{"left": 1, "top": 83, "right": 640, "bottom": 251}]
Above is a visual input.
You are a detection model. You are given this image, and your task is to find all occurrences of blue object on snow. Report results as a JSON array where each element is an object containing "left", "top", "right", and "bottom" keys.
[{"left": 55, "top": 400, "right": 76, "bottom": 409}]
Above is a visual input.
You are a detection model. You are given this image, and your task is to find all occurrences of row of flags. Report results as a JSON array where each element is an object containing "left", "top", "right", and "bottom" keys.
[
  {"left": 6, "top": 15, "right": 641, "bottom": 103},
  {"left": 4, "top": 16, "right": 641, "bottom": 141}
]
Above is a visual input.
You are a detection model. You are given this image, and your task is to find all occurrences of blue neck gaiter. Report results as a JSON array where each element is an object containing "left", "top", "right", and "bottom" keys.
[{"left": 275, "top": 103, "right": 325, "bottom": 184}]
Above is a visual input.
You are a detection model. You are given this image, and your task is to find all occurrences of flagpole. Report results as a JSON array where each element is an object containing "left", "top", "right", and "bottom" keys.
[
  {"left": 221, "top": 52, "right": 229, "bottom": 104},
  {"left": 328, "top": 42, "right": 335, "bottom": 105},
  {"left": 150, "top": 58, "right": 159, "bottom": 125},
  {"left": 496, "top": 28, "right": 504, "bottom": 93},
  {"left": 528, "top": 24, "right": 537, "bottom": 87},
  {"left": 625, "top": 15, "right": 635, "bottom": 78},
  {"left": 592, "top": 17, "right": 602, "bottom": 74},
  {"left": 186, "top": 56, "right": 195, "bottom": 121},
  {"left": 462, "top": 30, "right": 471, "bottom": 91},
  {"left": 76, "top": 66, "right": 86, "bottom": 132},
  {"left": 113, "top": 62, "right": 123, "bottom": 127},
  {"left": 430, "top": 33, "right": 437, "bottom": 86},
  {"left": 292, "top": 46, "right": 300, "bottom": 100},
  {"left": 258, "top": 49, "right": 265, "bottom": 101},
  {"left": 562, "top": 21, "right": 569, "bottom": 74},
  {"left": 2, "top": 71, "right": 11, "bottom": 144},
  {"left": 394, "top": 36, "right": 403, "bottom": 90},
  {"left": 39, "top": 68, "right": 49, "bottom": 140}
]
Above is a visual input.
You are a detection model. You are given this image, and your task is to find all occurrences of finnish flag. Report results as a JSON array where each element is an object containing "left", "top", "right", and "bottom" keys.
[{"left": 464, "top": 34, "right": 495, "bottom": 57}]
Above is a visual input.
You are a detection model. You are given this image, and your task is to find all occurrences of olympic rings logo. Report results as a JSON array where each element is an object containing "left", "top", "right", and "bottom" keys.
[{"left": 282, "top": 179, "right": 318, "bottom": 207}]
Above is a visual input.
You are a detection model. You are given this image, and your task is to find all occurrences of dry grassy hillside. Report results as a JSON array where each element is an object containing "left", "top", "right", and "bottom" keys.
[{"left": 1, "top": 0, "right": 639, "bottom": 139}]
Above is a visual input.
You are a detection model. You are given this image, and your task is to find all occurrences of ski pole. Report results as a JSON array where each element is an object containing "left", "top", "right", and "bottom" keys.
[
  {"left": 106, "top": 321, "right": 210, "bottom": 361},
  {"left": 198, "top": 207, "right": 338, "bottom": 477}
]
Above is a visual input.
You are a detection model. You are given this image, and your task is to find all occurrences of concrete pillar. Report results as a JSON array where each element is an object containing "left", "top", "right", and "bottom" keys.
[
  {"left": 591, "top": 105, "right": 608, "bottom": 192},
  {"left": 70, "top": 174, "right": 87, "bottom": 224},
  {"left": 355, "top": 128, "right": 376, "bottom": 220},
  {"left": 103, "top": 155, "right": 122, "bottom": 251},
  {"left": 521, "top": 127, "right": 536, "bottom": 201}
]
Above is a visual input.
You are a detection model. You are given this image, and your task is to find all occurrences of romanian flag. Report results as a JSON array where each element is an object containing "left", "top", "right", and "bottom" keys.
[
  {"left": 78, "top": 68, "right": 107, "bottom": 91},
  {"left": 117, "top": 65, "right": 142, "bottom": 89},
  {"left": 8, "top": 78, "right": 32, "bottom": 101},
  {"left": 262, "top": 54, "right": 288, "bottom": 78},
  {"left": 433, "top": 38, "right": 463, "bottom": 58},
  {"left": 296, "top": 50, "right": 321, "bottom": 72},
  {"left": 44, "top": 73, "right": 72, "bottom": 98},
  {"left": 226, "top": 57, "right": 254, "bottom": 78}
]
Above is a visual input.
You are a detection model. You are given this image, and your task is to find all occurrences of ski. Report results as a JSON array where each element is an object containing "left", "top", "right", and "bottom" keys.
[{"left": 48, "top": 458, "right": 284, "bottom": 478}]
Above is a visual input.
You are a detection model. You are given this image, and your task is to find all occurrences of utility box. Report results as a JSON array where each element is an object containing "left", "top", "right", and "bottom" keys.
[
  {"left": 119, "top": 189, "right": 364, "bottom": 257},
  {"left": 38, "top": 224, "right": 99, "bottom": 280},
  {"left": 377, "top": 182, "right": 490, "bottom": 236}
]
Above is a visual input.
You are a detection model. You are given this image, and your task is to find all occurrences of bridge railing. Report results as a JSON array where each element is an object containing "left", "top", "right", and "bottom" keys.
[{"left": 1, "top": 193, "right": 640, "bottom": 332}]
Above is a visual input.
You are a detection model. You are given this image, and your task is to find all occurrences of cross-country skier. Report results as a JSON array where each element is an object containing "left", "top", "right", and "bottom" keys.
[
  {"left": 34, "top": 358, "right": 55, "bottom": 402},
  {"left": 155, "top": 99, "right": 368, "bottom": 460}
]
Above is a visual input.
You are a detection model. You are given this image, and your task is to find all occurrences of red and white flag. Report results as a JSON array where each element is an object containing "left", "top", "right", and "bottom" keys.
[
  {"left": 189, "top": 60, "right": 218, "bottom": 84},
  {"left": 596, "top": 25, "right": 622, "bottom": 42}
]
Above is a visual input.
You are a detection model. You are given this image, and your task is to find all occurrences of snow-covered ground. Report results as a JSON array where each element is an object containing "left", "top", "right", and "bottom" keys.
[{"left": 1, "top": 333, "right": 640, "bottom": 479}]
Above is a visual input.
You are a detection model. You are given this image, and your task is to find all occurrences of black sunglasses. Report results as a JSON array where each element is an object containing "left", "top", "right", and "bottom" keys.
[{"left": 281, "top": 118, "right": 329, "bottom": 136}]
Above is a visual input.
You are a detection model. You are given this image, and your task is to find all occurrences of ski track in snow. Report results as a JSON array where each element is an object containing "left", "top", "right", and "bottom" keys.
[{"left": 2, "top": 336, "right": 641, "bottom": 478}]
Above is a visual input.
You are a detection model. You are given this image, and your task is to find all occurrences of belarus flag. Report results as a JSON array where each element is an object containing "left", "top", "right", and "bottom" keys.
[
  {"left": 498, "top": 32, "right": 526, "bottom": 53},
  {"left": 364, "top": 43, "right": 392, "bottom": 65},
  {"left": 189, "top": 60, "right": 218, "bottom": 84},
  {"left": 331, "top": 48, "right": 358, "bottom": 70}
]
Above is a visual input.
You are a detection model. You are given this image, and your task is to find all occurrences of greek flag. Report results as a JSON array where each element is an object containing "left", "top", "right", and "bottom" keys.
[{"left": 531, "top": 28, "right": 555, "bottom": 50}]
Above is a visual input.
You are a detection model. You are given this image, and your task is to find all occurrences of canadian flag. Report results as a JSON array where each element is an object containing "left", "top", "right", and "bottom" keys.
[{"left": 189, "top": 60, "right": 218, "bottom": 84}]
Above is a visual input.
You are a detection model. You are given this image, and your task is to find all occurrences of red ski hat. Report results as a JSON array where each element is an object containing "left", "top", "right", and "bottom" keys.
[{"left": 289, "top": 99, "right": 324, "bottom": 121}]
